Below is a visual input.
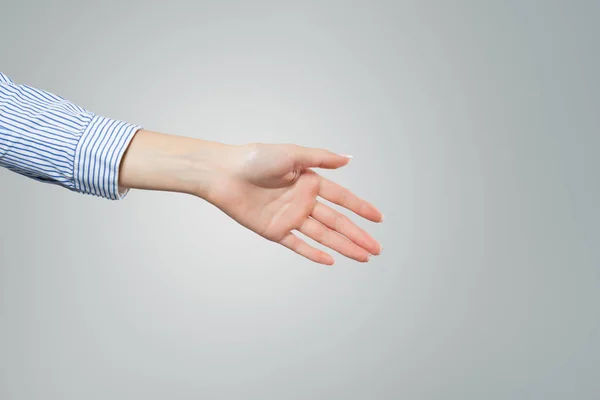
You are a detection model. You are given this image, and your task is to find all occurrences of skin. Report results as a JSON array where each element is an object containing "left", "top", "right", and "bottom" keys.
[{"left": 119, "top": 130, "right": 383, "bottom": 265}]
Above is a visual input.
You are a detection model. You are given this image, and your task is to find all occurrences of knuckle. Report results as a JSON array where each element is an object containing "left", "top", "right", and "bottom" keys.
[
  {"left": 319, "top": 228, "right": 330, "bottom": 243},
  {"left": 359, "top": 201, "right": 368, "bottom": 213},
  {"left": 339, "top": 189, "right": 348, "bottom": 204},
  {"left": 334, "top": 214, "right": 345, "bottom": 231}
]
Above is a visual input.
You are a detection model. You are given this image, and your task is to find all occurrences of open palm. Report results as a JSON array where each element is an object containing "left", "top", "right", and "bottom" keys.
[{"left": 207, "top": 143, "right": 383, "bottom": 265}]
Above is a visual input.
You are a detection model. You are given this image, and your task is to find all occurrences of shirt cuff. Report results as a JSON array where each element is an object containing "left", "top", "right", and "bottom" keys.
[{"left": 73, "top": 114, "right": 141, "bottom": 200}]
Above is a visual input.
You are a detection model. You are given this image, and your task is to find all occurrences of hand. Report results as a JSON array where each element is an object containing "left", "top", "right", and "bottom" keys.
[
  {"left": 205, "top": 143, "right": 383, "bottom": 265},
  {"left": 119, "top": 130, "right": 383, "bottom": 265}
]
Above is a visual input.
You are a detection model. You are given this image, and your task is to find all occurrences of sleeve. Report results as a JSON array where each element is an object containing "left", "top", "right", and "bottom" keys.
[{"left": 0, "top": 71, "right": 142, "bottom": 200}]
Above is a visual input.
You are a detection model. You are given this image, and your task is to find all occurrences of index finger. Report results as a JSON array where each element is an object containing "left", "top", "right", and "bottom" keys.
[{"left": 318, "top": 176, "right": 384, "bottom": 223}]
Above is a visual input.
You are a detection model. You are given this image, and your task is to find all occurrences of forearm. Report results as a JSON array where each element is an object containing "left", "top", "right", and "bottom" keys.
[{"left": 118, "top": 129, "right": 241, "bottom": 200}]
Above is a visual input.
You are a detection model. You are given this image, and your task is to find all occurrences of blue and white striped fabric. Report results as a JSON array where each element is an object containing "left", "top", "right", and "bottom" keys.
[{"left": 0, "top": 71, "right": 141, "bottom": 200}]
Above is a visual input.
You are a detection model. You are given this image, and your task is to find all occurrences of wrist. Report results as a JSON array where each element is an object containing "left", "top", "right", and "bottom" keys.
[
  {"left": 119, "top": 130, "right": 245, "bottom": 200},
  {"left": 186, "top": 140, "right": 246, "bottom": 201}
]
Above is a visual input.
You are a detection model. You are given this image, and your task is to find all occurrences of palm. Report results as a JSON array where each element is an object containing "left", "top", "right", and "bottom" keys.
[{"left": 209, "top": 144, "right": 383, "bottom": 265}]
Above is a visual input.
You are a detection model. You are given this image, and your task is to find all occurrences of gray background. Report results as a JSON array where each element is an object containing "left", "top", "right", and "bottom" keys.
[{"left": 1, "top": 0, "right": 599, "bottom": 399}]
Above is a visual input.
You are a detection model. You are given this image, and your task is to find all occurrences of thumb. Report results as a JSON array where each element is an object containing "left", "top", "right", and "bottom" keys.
[{"left": 292, "top": 145, "right": 352, "bottom": 169}]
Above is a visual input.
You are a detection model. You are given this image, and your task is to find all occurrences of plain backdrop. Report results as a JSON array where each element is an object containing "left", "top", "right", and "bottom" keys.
[{"left": 1, "top": 0, "right": 599, "bottom": 399}]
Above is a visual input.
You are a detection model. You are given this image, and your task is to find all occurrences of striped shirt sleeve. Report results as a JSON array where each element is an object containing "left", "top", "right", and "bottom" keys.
[{"left": 0, "top": 71, "right": 141, "bottom": 200}]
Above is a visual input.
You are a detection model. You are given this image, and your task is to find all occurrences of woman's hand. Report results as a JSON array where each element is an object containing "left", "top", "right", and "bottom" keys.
[
  {"left": 119, "top": 131, "right": 383, "bottom": 265},
  {"left": 205, "top": 143, "right": 383, "bottom": 265}
]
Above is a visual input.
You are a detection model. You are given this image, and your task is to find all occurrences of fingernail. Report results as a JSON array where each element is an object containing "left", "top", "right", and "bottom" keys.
[
  {"left": 341, "top": 154, "right": 353, "bottom": 159},
  {"left": 380, "top": 213, "right": 384, "bottom": 223}
]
